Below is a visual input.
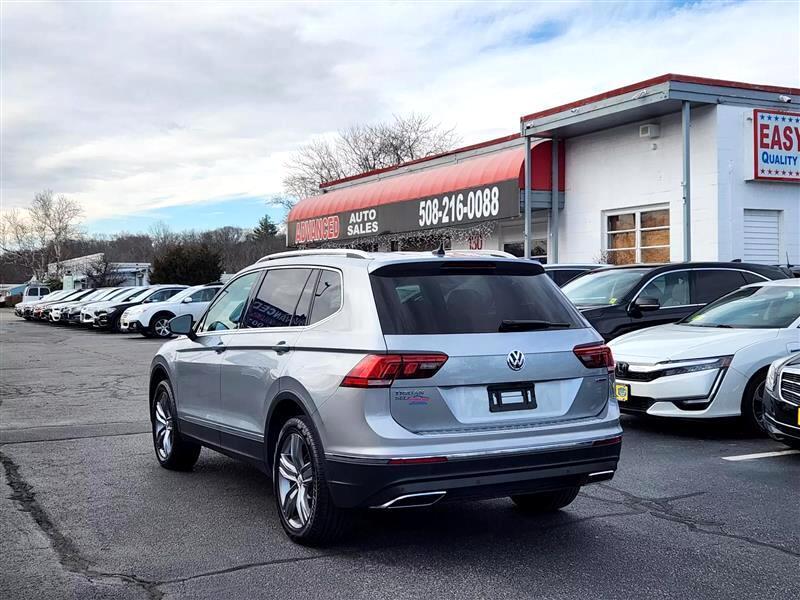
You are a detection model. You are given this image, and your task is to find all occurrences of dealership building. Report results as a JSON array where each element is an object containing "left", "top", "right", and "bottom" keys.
[{"left": 288, "top": 74, "right": 800, "bottom": 266}]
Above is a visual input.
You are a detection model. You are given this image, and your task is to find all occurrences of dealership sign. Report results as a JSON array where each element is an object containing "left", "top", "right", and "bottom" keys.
[
  {"left": 754, "top": 109, "right": 800, "bottom": 182},
  {"left": 288, "top": 179, "right": 521, "bottom": 244}
]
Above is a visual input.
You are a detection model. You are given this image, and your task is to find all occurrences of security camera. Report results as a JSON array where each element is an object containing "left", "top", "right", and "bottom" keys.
[{"left": 778, "top": 95, "right": 793, "bottom": 103}]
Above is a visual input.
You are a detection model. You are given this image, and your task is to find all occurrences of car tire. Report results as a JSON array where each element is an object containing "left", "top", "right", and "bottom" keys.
[
  {"left": 150, "top": 380, "right": 201, "bottom": 471},
  {"left": 510, "top": 487, "right": 580, "bottom": 512},
  {"left": 149, "top": 313, "right": 175, "bottom": 338},
  {"left": 742, "top": 371, "right": 768, "bottom": 434},
  {"left": 273, "top": 416, "right": 348, "bottom": 546}
]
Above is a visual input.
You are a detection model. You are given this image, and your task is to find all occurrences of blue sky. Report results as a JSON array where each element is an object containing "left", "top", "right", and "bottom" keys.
[
  {"left": 85, "top": 197, "right": 286, "bottom": 235},
  {"left": 3, "top": 1, "right": 798, "bottom": 236}
]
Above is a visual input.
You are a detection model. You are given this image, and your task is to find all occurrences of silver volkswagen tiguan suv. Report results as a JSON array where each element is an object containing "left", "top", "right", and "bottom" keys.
[{"left": 150, "top": 249, "right": 622, "bottom": 544}]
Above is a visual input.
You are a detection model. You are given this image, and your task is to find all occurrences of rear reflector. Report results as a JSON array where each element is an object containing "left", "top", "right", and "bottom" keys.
[
  {"left": 387, "top": 456, "right": 448, "bottom": 465},
  {"left": 573, "top": 343, "right": 615, "bottom": 371},
  {"left": 341, "top": 353, "right": 448, "bottom": 388}
]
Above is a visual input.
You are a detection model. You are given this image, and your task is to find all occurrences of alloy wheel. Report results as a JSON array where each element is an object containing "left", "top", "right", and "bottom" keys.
[
  {"left": 276, "top": 433, "right": 315, "bottom": 530},
  {"left": 153, "top": 392, "right": 174, "bottom": 460},
  {"left": 154, "top": 318, "right": 171, "bottom": 337}
]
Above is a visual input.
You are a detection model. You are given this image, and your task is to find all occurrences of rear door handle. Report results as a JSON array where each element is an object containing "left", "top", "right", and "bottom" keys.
[
  {"left": 274, "top": 341, "right": 290, "bottom": 355},
  {"left": 214, "top": 341, "right": 226, "bottom": 353}
]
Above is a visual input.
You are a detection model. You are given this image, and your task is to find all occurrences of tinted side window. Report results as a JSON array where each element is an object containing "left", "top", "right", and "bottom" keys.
[
  {"left": 198, "top": 272, "right": 261, "bottom": 332},
  {"left": 553, "top": 270, "right": 583, "bottom": 287},
  {"left": 639, "top": 271, "right": 691, "bottom": 307},
  {"left": 309, "top": 270, "right": 342, "bottom": 324},
  {"left": 244, "top": 268, "right": 313, "bottom": 329},
  {"left": 190, "top": 288, "right": 219, "bottom": 302},
  {"left": 741, "top": 271, "right": 767, "bottom": 284},
  {"left": 146, "top": 289, "right": 173, "bottom": 303},
  {"left": 41, "top": 288, "right": 50, "bottom": 295},
  {"left": 692, "top": 270, "right": 747, "bottom": 304}
]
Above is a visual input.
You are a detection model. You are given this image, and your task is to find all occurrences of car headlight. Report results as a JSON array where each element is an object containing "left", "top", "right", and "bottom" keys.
[
  {"left": 654, "top": 355, "right": 733, "bottom": 378},
  {"left": 766, "top": 362, "right": 778, "bottom": 393},
  {"left": 767, "top": 354, "right": 800, "bottom": 393}
]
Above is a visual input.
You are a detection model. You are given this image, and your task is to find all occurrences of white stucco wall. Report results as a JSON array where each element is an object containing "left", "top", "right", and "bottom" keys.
[
  {"left": 558, "top": 105, "right": 719, "bottom": 263},
  {"left": 557, "top": 103, "right": 799, "bottom": 264},
  {"left": 716, "top": 104, "right": 800, "bottom": 264}
]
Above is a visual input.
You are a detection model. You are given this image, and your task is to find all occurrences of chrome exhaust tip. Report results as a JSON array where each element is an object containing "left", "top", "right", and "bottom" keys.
[
  {"left": 586, "top": 469, "right": 615, "bottom": 483},
  {"left": 374, "top": 491, "right": 447, "bottom": 509}
]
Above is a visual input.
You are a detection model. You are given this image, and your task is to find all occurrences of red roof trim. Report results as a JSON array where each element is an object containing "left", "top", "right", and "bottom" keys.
[
  {"left": 319, "top": 132, "right": 520, "bottom": 189},
  {"left": 520, "top": 73, "right": 800, "bottom": 123}
]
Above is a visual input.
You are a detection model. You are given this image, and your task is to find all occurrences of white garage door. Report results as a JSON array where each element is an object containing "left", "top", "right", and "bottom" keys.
[{"left": 743, "top": 209, "right": 781, "bottom": 264}]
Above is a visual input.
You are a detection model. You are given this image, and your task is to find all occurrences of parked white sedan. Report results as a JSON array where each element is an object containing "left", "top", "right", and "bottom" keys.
[
  {"left": 609, "top": 279, "right": 800, "bottom": 431},
  {"left": 119, "top": 283, "right": 221, "bottom": 337}
]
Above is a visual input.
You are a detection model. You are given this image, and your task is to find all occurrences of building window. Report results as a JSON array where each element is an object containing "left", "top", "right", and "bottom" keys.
[{"left": 606, "top": 207, "right": 670, "bottom": 265}]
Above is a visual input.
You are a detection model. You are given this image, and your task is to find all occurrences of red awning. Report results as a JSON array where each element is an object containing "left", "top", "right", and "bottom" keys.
[{"left": 288, "top": 140, "right": 564, "bottom": 223}]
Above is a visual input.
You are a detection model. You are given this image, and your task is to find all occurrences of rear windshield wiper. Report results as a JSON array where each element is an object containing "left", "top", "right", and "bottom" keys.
[{"left": 499, "top": 320, "right": 572, "bottom": 332}]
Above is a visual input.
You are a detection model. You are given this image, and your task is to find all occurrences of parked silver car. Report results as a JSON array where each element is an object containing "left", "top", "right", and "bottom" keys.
[{"left": 150, "top": 249, "right": 622, "bottom": 544}]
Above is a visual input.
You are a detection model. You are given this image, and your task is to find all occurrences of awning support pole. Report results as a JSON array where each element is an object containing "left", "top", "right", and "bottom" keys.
[
  {"left": 550, "top": 138, "right": 559, "bottom": 264},
  {"left": 524, "top": 135, "right": 531, "bottom": 259},
  {"left": 681, "top": 101, "right": 691, "bottom": 261}
]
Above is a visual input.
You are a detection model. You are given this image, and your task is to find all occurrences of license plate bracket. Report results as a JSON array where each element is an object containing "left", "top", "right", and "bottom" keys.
[
  {"left": 487, "top": 382, "right": 537, "bottom": 413},
  {"left": 615, "top": 383, "right": 629, "bottom": 403}
]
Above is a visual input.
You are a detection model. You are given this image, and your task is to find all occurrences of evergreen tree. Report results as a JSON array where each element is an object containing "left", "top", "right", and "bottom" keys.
[
  {"left": 248, "top": 215, "right": 278, "bottom": 242},
  {"left": 150, "top": 242, "right": 222, "bottom": 285}
]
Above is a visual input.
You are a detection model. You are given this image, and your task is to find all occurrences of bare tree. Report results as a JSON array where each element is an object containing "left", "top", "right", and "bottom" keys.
[
  {"left": 84, "top": 256, "right": 127, "bottom": 288},
  {"left": 29, "top": 190, "right": 83, "bottom": 273},
  {"left": 282, "top": 139, "right": 348, "bottom": 202},
  {"left": 281, "top": 113, "right": 459, "bottom": 207},
  {"left": 0, "top": 208, "right": 47, "bottom": 279},
  {"left": 148, "top": 221, "right": 179, "bottom": 252}
]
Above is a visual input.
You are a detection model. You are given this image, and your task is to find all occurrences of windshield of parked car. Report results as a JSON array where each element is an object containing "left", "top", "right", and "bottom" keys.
[
  {"left": 370, "top": 261, "right": 583, "bottom": 334},
  {"left": 683, "top": 285, "right": 800, "bottom": 329},
  {"left": 562, "top": 269, "right": 649, "bottom": 306},
  {"left": 125, "top": 287, "right": 157, "bottom": 303},
  {"left": 96, "top": 288, "right": 129, "bottom": 302},
  {"left": 38, "top": 291, "right": 68, "bottom": 302},
  {"left": 75, "top": 289, "right": 107, "bottom": 302},
  {"left": 167, "top": 285, "right": 204, "bottom": 303}
]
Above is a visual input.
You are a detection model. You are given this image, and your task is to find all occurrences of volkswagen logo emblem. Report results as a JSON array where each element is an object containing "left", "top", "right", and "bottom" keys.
[{"left": 507, "top": 350, "right": 525, "bottom": 371}]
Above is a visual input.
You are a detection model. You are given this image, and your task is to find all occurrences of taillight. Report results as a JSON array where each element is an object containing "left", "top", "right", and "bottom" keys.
[
  {"left": 341, "top": 353, "right": 448, "bottom": 388},
  {"left": 573, "top": 343, "right": 614, "bottom": 372}
]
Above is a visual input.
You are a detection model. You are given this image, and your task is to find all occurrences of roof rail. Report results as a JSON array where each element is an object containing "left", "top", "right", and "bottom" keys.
[
  {"left": 444, "top": 249, "right": 518, "bottom": 259},
  {"left": 257, "top": 249, "right": 372, "bottom": 263}
]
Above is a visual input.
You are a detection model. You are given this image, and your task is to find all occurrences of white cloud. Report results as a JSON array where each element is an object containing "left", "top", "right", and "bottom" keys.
[{"left": 1, "top": 1, "right": 798, "bottom": 224}]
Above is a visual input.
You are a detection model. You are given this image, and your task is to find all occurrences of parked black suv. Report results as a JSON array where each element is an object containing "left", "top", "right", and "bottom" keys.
[{"left": 561, "top": 262, "right": 790, "bottom": 341}]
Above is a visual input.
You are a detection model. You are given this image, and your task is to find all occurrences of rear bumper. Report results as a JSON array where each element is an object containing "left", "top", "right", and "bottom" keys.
[{"left": 325, "top": 439, "right": 621, "bottom": 509}]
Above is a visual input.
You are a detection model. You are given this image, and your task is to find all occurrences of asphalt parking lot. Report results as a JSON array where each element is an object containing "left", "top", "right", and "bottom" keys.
[{"left": 1, "top": 308, "right": 798, "bottom": 600}]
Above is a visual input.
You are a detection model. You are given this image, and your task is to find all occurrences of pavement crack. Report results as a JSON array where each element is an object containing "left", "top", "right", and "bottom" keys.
[
  {"left": 0, "top": 449, "right": 163, "bottom": 599},
  {"left": 161, "top": 552, "right": 339, "bottom": 586},
  {"left": 590, "top": 483, "right": 800, "bottom": 559}
]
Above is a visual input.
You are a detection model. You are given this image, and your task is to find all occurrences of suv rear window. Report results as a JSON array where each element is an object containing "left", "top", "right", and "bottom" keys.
[{"left": 370, "top": 261, "right": 583, "bottom": 334}]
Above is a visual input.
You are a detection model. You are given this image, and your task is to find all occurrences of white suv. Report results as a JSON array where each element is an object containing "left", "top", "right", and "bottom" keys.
[{"left": 120, "top": 284, "right": 221, "bottom": 337}]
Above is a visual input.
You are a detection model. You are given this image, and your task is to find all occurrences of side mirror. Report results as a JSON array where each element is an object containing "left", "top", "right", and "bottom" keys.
[
  {"left": 632, "top": 296, "right": 661, "bottom": 312},
  {"left": 169, "top": 314, "right": 196, "bottom": 340},
  {"left": 181, "top": 297, "right": 193, "bottom": 303}
]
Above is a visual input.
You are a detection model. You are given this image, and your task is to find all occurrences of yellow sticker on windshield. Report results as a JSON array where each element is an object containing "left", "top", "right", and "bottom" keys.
[{"left": 609, "top": 297, "right": 617, "bottom": 304}]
